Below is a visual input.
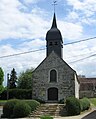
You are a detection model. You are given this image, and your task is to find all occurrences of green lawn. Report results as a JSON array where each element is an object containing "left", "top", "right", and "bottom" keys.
[
  {"left": 0, "top": 100, "right": 7, "bottom": 106},
  {"left": 89, "top": 98, "right": 96, "bottom": 107}
]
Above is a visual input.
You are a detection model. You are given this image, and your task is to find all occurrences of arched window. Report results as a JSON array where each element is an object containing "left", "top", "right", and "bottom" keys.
[{"left": 50, "top": 69, "right": 57, "bottom": 82}]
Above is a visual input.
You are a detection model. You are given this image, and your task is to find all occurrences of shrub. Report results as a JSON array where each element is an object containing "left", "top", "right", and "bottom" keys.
[
  {"left": 40, "top": 115, "right": 53, "bottom": 119},
  {"left": 13, "top": 101, "right": 31, "bottom": 118},
  {"left": 0, "top": 90, "right": 7, "bottom": 100},
  {"left": 66, "top": 97, "right": 81, "bottom": 116},
  {"left": 0, "top": 100, "right": 7, "bottom": 106},
  {"left": 26, "top": 100, "right": 40, "bottom": 111},
  {"left": 59, "top": 98, "right": 65, "bottom": 104},
  {"left": 2, "top": 99, "right": 19, "bottom": 118},
  {"left": 9, "top": 89, "right": 32, "bottom": 99},
  {"left": 35, "top": 98, "right": 45, "bottom": 103},
  {"left": 0, "top": 89, "right": 32, "bottom": 100},
  {"left": 80, "top": 98, "right": 90, "bottom": 111}
]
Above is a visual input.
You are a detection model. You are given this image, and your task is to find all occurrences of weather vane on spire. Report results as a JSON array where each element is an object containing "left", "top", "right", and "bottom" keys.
[{"left": 52, "top": 0, "right": 57, "bottom": 13}]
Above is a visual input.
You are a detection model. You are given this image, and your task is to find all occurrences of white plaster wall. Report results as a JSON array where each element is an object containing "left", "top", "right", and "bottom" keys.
[{"left": 75, "top": 74, "right": 80, "bottom": 99}]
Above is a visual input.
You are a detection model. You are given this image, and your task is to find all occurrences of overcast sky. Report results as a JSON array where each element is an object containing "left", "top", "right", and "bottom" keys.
[{"left": 0, "top": 0, "right": 96, "bottom": 85}]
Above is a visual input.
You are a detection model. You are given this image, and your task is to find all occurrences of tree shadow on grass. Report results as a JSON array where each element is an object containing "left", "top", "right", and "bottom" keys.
[{"left": 81, "top": 110, "right": 96, "bottom": 119}]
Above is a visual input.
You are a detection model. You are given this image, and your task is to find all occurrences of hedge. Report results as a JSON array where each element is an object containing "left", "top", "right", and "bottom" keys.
[
  {"left": 2, "top": 99, "right": 19, "bottom": 118},
  {"left": 13, "top": 101, "right": 31, "bottom": 118},
  {"left": 25, "top": 100, "right": 40, "bottom": 111},
  {"left": 66, "top": 97, "right": 81, "bottom": 116},
  {"left": 80, "top": 98, "right": 90, "bottom": 111},
  {"left": 59, "top": 98, "right": 65, "bottom": 104},
  {"left": 0, "top": 89, "right": 32, "bottom": 99},
  {"left": 1, "top": 99, "right": 40, "bottom": 118}
]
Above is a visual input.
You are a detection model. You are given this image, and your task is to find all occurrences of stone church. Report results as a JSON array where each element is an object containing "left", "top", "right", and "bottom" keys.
[{"left": 32, "top": 13, "right": 79, "bottom": 102}]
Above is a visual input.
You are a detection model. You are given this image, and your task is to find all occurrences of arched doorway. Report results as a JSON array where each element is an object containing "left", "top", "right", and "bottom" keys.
[{"left": 48, "top": 87, "right": 58, "bottom": 101}]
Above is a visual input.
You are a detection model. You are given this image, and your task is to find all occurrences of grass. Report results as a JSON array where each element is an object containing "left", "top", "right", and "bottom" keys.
[
  {"left": 0, "top": 100, "right": 7, "bottom": 102},
  {"left": 0, "top": 100, "right": 7, "bottom": 106},
  {"left": 89, "top": 98, "right": 96, "bottom": 107}
]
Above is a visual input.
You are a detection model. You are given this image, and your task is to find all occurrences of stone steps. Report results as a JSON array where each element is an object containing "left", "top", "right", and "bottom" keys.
[{"left": 30, "top": 104, "right": 67, "bottom": 117}]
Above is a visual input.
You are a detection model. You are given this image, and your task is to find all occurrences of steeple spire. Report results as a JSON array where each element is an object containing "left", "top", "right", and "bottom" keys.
[
  {"left": 52, "top": 1, "right": 57, "bottom": 28},
  {"left": 51, "top": 13, "right": 57, "bottom": 28},
  {"left": 46, "top": 2, "right": 63, "bottom": 58},
  {"left": 46, "top": 12, "right": 63, "bottom": 58},
  {"left": 52, "top": 1, "right": 57, "bottom": 14}
]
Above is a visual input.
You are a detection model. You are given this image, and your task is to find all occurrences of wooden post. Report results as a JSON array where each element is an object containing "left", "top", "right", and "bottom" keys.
[{"left": 7, "top": 73, "right": 9, "bottom": 100}]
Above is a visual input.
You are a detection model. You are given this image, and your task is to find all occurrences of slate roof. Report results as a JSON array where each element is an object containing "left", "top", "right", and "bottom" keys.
[
  {"left": 78, "top": 78, "right": 96, "bottom": 91},
  {"left": 78, "top": 78, "right": 96, "bottom": 83}
]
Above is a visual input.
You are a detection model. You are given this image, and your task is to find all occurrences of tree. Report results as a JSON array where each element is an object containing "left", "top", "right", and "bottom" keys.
[
  {"left": 9, "top": 68, "right": 17, "bottom": 89},
  {"left": 0, "top": 67, "right": 4, "bottom": 94},
  {"left": 17, "top": 68, "right": 34, "bottom": 89},
  {"left": 0, "top": 67, "right": 4, "bottom": 85}
]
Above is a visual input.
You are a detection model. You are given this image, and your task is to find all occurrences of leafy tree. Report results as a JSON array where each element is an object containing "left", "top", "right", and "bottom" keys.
[
  {"left": 0, "top": 67, "right": 4, "bottom": 85},
  {"left": 0, "top": 67, "right": 4, "bottom": 94},
  {"left": 17, "top": 68, "right": 34, "bottom": 89},
  {"left": 9, "top": 68, "right": 17, "bottom": 89},
  {"left": 0, "top": 85, "right": 4, "bottom": 94}
]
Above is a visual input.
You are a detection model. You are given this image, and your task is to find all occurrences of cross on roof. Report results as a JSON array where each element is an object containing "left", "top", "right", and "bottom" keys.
[{"left": 52, "top": 1, "right": 57, "bottom": 13}]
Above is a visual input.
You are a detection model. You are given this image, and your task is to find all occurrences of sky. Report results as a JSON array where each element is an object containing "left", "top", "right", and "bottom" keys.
[{"left": 0, "top": 0, "right": 96, "bottom": 86}]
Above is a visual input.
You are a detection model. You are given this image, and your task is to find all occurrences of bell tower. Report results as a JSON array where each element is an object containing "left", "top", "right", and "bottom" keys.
[{"left": 46, "top": 13, "right": 63, "bottom": 58}]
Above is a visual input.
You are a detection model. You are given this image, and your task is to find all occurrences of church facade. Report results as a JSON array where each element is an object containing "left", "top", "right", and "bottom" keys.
[{"left": 32, "top": 13, "right": 79, "bottom": 102}]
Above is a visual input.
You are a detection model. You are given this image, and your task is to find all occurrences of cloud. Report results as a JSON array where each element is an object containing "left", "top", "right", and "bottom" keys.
[
  {"left": 58, "top": 20, "right": 83, "bottom": 40},
  {"left": 20, "top": 39, "right": 46, "bottom": 49},
  {"left": 0, "top": 0, "right": 84, "bottom": 41},
  {"left": 67, "top": 0, "right": 96, "bottom": 11},
  {"left": 0, "top": 0, "right": 49, "bottom": 40},
  {"left": 66, "top": 0, "right": 96, "bottom": 24},
  {"left": 64, "top": 38, "right": 96, "bottom": 77},
  {"left": 22, "top": 0, "right": 44, "bottom": 4},
  {"left": 0, "top": 42, "right": 46, "bottom": 86}
]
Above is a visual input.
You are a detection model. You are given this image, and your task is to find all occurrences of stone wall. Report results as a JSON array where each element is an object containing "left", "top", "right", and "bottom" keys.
[
  {"left": 32, "top": 51, "right": 77, "bottom": 102},
  {"left": 79, "top": 91, "right": 94, "bottom": 98},
  {"left": 79, "top": 91, "right": 96, "bottom": 98}
]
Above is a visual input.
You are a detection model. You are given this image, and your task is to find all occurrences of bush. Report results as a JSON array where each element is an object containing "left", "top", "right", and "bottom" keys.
[
  {"left": 66, "top": 97, "right": 81, "bottom": 116},
  {"left": 40, "top": 115, "right": 53, "bottom": 119},
  {"left": 13, "top": 101, "right": 31, "bottom": 118},
  {"left": 9, "top": 89, "right": 32, "bottom": 99},
  {"left": 2, "top": 99, "right": 19, "bottom": 118},
  {"left": 0, "top": 90, "right": 7, "bottom": 100},
  {"left": 59, "top": 98, "right": 65, "bottom": 104},
  {"left": 0, "top": 100, "right": 7, "bottom": 106},
  {"left": 35, "top": 98, "right": 45, "bottom": 104},
  {"left": 25, "top": 100, "right": 40, "bottom": 111},
  {"left": 0, "top": 89, "right": 32, "bottom": 99},
  {"left": 80, "top": 98, "right": 90, "bottom": 111}
]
